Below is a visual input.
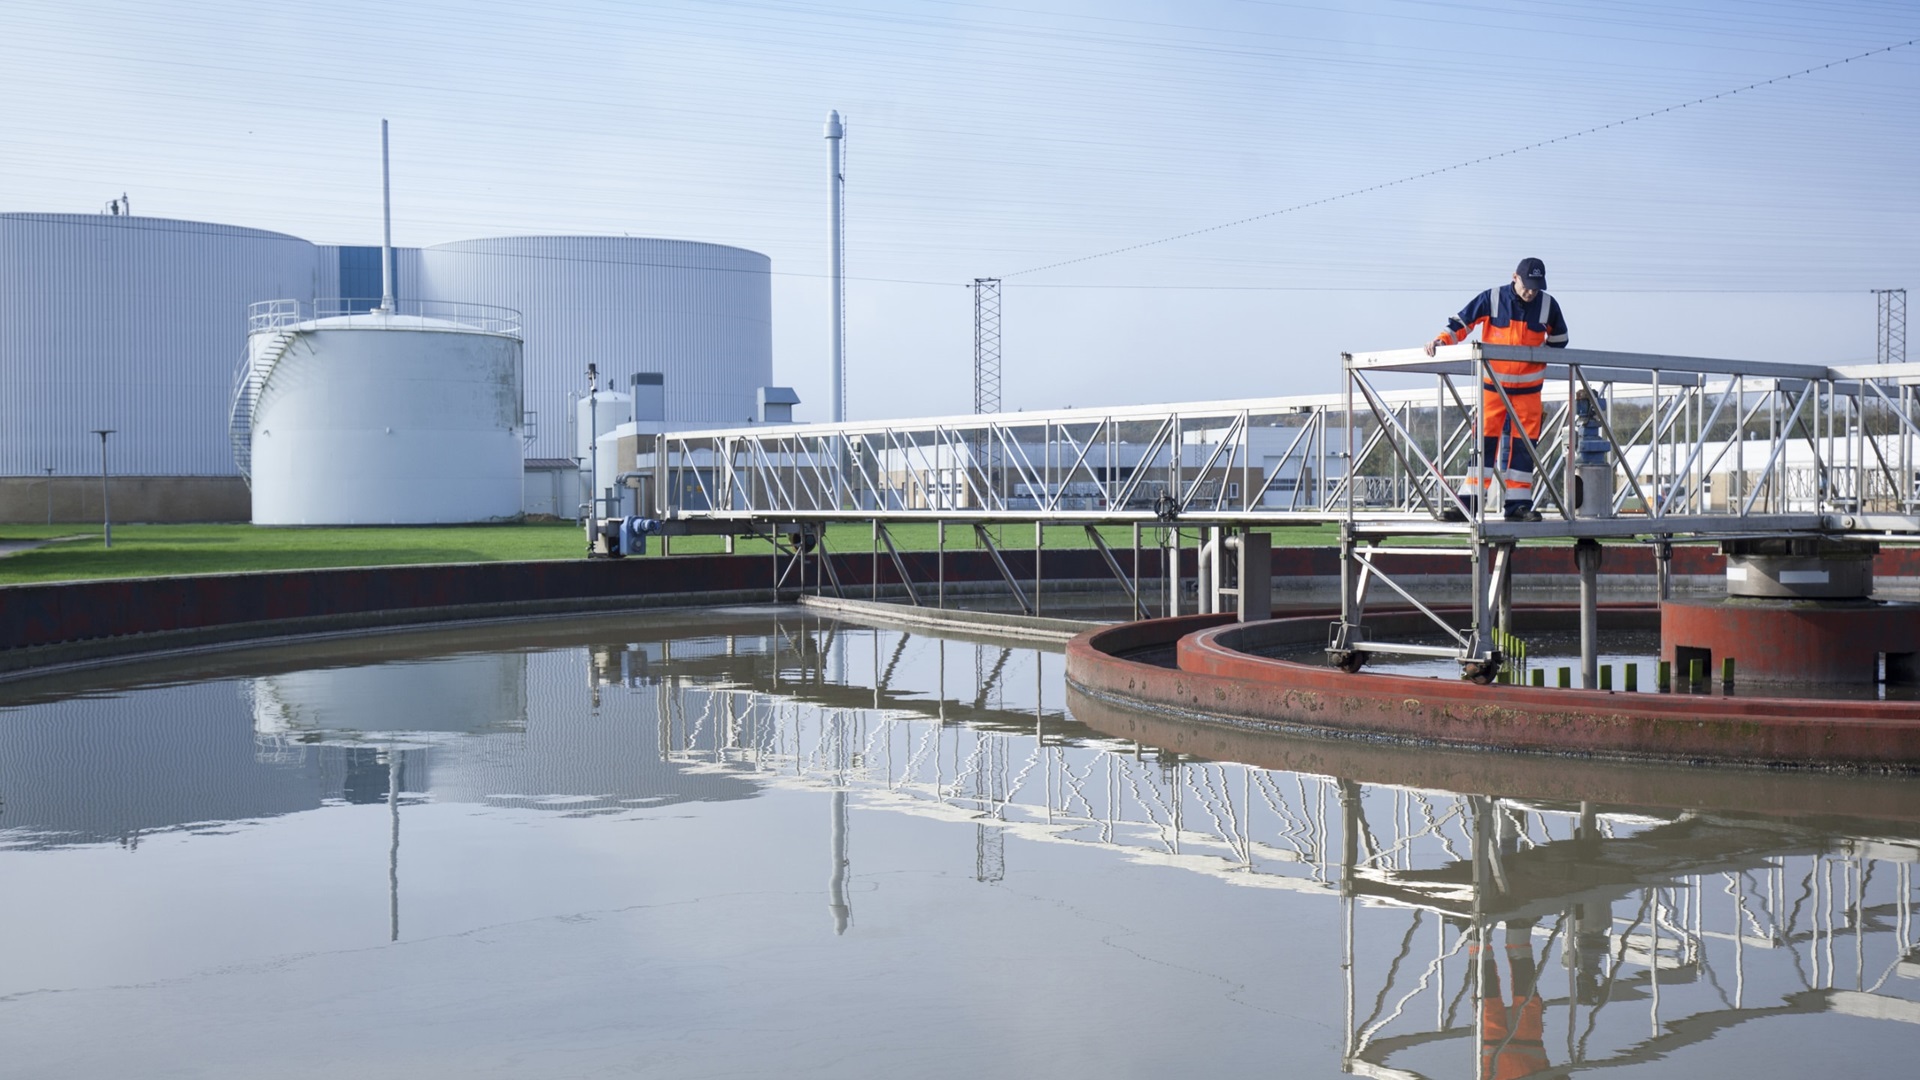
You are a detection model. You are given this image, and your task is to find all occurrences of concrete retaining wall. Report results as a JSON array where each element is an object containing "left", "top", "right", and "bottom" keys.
[
  {"left": 0, "top": 548, "right": 1132, "bottom": 675},
  {"left": 0, "top": 476, "right": 249, "bottom": 524}
]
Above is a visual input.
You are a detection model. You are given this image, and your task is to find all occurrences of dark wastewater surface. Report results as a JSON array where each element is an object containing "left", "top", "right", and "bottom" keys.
[{"left": 0, "top": 606, "right": 1916, "bottom": 1078}]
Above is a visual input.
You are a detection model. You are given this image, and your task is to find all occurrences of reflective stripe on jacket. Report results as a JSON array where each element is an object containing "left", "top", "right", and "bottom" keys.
[
  {"left": 1438, "top": 283, "right": 1569, "bottom": 350},
  {"left": 1436, "top": 283, "right": 1569, "bottom": 397}
]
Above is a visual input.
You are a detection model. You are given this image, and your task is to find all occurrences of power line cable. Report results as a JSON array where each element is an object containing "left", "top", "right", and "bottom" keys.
[{"left": 1005, "top": 35, "right": 1920, "bottom": 279}]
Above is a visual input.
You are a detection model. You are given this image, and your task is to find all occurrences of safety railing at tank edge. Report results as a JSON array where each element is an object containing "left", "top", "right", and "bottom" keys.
[
  {"left": 245, "top": 298, "right": 523, "bottom": 337},
  {"left": 1343, "top": 343, "right": 1920, "bottom": 528}
]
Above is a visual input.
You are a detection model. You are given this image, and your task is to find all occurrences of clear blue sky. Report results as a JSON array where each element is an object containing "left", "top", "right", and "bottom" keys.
[{"left": 3, "top": 0, "right": 1916, "bottom": 421}]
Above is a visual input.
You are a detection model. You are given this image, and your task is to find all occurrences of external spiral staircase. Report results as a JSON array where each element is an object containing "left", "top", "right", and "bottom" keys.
[{"left": 227, "top": 329, "right": 299, "bottom": 487}]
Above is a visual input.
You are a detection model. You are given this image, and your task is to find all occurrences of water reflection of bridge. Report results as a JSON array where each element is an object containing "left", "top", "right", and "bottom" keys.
[{"left": 629, "top": 613, "right": 1920, "bottom": 1080}]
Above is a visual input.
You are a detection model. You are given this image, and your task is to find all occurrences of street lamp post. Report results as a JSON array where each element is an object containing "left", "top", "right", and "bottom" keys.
[{"left": 91, "top": 429, "right": 115, "bottom": 549}]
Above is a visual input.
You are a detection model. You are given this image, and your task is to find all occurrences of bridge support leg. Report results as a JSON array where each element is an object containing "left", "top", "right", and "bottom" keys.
[
  {"left": 813, "top": 528, "right": 845, "bottom": 598},
  {"left": 1034, "top": 522, "right": 1044, "bottom": 616},
  {"left": 974, "top": 525, "right": 1032, "bottom": 616},
  {"left": 1233, "top": 529, "right": 1272, "bottom": 621},
  {"left": 937, "top": 521, "right": 946, "bottom": 609},
  {"left": 1197, "top": 528, "right": 1212, "bottom": 614},
  {"left": 1199, "top": 526, "right": 1223, "bottom": 614},
  {"left": 1166, "top": 526, "right": 1181, "bottom": 617},
  {"left": 775, "top": 533, "right": 804, "bottom": 593},
  {"left": 1497, "top": 543, "right": 1514, "bottom": 635},
  {"left": 1084, "top": 525, "right": 1141, "bottom": 619},
  {"left": 1329, "top": 523, "right": 1365, "bottom": 671},
  {"left": 876, "top": 524, "right": 921, "bottom": 607},
  {"left": 1451, "top": 533, "right": 1502, "bottom": 684},
  {"left": 1131, "top": 524, "right": 1143, "bottom": 621}
]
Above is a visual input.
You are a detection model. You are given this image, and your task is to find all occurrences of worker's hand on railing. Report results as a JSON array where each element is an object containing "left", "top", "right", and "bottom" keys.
[{"left": 1423, "top": 338, "right": 1439, "bottom": 357}]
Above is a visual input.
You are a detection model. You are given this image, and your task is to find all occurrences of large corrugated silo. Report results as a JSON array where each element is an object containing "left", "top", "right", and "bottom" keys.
[
  {"left": 0, "top": 213, "right": 319, "bottom": 522},
  {"left": 414, "top": 237, "right": 773, "bottom": 462}
]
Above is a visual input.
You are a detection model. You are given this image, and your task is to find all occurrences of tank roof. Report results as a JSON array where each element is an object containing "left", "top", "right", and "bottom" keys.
[{"left": 0, "top": 212, "right": 310, "bottom": 244}]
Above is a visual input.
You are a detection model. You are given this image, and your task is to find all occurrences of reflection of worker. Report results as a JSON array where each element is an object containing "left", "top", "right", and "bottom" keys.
[
  {"left": 1475, "top": 919, "right": 1550, "bottom": 1080},
  {"left": 1425, "top": 259, "right": 1569, "bottom": 522}
]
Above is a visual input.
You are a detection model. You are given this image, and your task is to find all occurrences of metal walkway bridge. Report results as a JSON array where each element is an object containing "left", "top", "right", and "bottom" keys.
[{"left": 628, "top": 344, "right": 1920, "bottom": 678}]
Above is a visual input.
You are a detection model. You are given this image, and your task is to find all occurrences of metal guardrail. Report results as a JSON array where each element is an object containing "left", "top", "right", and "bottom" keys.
[
  {"left": 648, "top": 392, "right": 1417, "bottom": 524},
  {"left": 1340, "top": 344, "right": 1920, "bottom": 535},
  {"left": 643, "top": 346, "right": 1920, "bottom": 537},
  {"left": 247, "top": 297, "right": 523, "bottom": 337}
]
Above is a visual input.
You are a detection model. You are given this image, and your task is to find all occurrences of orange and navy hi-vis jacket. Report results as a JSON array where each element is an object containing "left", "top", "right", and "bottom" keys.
[{"left": 1435, "top": 283, "right": 1570, "bottom": 398}]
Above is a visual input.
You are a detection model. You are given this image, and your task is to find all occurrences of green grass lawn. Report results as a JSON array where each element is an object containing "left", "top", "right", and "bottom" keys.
[{"left": 0, "top": 519, "right": 1478, "bottom": 585}]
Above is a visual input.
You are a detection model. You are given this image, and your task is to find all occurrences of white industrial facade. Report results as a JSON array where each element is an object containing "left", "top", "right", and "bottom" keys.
[{"left": 0, "top": 214, "right": 776, "bottom": 522}]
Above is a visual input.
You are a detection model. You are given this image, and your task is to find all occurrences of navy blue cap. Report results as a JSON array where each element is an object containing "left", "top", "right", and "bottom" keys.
[{"left": 1515, "top": 257, "right": 1548, "bottom": 291}]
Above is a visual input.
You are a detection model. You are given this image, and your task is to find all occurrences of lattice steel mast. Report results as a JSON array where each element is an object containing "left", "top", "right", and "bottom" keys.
[
  {"left": 1876, "top": 288, "right": 1907, "bottom": 365},
  {"left": 973, "top": 278, "right": 1002, "bottom": 414}
]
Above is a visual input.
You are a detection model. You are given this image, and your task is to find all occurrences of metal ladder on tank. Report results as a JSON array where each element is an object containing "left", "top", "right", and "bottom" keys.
[{"left": 227, "top": 330, "right": 298, "bottom": 485}]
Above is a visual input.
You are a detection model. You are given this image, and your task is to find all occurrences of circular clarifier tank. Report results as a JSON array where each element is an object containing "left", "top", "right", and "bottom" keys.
[{"left": 246, "top": 303, "right": 524, "bottom": 525}]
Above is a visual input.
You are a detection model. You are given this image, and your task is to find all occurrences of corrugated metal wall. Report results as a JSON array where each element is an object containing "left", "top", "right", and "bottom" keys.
[
  {"left": 0, "top": 214, "right": 319, "bottom": 477},
  {"left": 415, "top": 237, "right": 772, "bottom": 460}
]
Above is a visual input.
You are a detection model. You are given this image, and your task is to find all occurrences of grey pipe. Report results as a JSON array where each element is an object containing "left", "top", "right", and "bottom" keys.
[{"left": 1576, "top": 539, "right": 1603, "bottom": 689}]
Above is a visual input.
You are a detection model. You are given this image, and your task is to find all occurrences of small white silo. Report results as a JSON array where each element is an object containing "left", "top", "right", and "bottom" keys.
[{"left": 243, "top": 301, "right": 525, "bottom": 525}]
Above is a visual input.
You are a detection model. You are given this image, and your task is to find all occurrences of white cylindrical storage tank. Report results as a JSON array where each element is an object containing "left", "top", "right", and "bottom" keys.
[
  {"left": 575, "top": 390, "right": 632, "bottom": 459},
  {"left": 0, "top": 214, "right": 318, "bottom": 522},
  {"left": 248, "top": 303, "right": 524, "bottom": 525},
  {"left": 415, "top": 237, "right": 771, "bottom": 462}
]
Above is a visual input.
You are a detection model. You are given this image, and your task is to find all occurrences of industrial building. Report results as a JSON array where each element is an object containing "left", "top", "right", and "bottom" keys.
[{"left": 0, "top": 212, "right": 791, "bottom": 523}]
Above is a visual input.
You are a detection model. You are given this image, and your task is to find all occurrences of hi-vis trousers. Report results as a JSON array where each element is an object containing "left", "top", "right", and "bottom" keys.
[{"left": 1461, "top": 384, "right": 1542, "bottom": 503}]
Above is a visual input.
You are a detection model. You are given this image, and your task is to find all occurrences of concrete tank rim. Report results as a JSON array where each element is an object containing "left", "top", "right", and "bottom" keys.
[
  {"left": 1064, "top": 609, "right": 1920, "bottom": 770},
  {"left": 1182, "top": 608, "right": 1920, "bottom": 718}
]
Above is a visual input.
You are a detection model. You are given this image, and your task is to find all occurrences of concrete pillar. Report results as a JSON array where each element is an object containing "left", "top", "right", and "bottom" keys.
[
  {"left": 1236, "top": 530, "right": 1272, "bottom": 622},
  {"left": 1497, "top": 543, "right": 1514, "bottom": 634},
  {"left": 1577, "top": 539, "right": 1603, "bottom": 689}
]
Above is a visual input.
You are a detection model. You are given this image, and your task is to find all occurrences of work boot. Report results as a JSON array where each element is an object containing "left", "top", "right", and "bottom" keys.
[
  {"left": 1437, "top": 497, "right": 1476, "bottom": 523},
  {"left": 1504, "top": 502, "right": 1543, "bottom": 523}
]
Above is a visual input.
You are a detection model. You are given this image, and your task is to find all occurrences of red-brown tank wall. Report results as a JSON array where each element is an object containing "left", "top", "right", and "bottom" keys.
[{"left": 1660, "top": 600, "right": 1920, "bottom": 683}]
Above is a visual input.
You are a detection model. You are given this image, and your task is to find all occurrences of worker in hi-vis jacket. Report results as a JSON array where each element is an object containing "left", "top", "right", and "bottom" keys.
[{"left": 1424, "top": 258, "right": 1569, "bottom": 522}]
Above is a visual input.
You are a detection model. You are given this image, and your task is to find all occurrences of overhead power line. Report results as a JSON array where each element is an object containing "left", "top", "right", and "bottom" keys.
[{"left": 1005, "top": 35, "right": 1920, "bottom": 279}]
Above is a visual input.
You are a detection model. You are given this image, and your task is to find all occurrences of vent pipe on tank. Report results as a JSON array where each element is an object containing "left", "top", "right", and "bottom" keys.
[{"left": 379, "top": 119, "right": 395, "bottom": 313}]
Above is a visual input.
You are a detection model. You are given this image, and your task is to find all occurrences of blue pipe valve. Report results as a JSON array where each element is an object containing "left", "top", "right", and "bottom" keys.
[{"left": 1575, "top": 392, "right": 1610, "bottom": 466}]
